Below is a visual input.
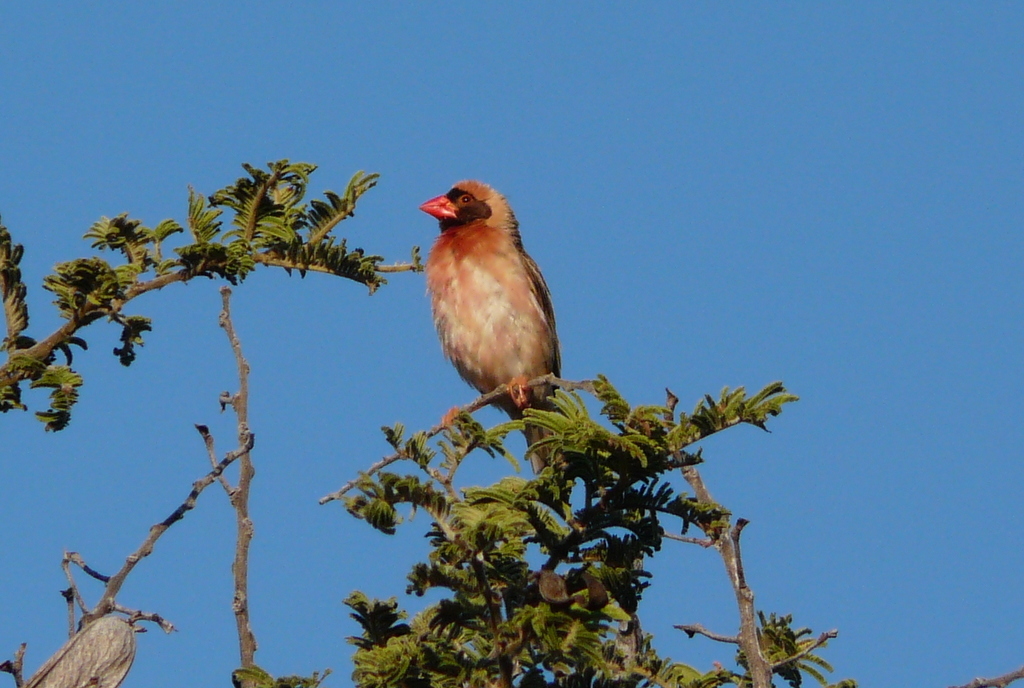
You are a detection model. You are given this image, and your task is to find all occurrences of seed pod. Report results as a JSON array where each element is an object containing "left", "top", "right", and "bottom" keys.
[
  {"left": 537, "top": 569, "right": 572, "bottom": 605},
  {"left": 578, "top": 572, "right": 609, "bottom": 611},
  {"left": 26, "top": 616, "right": 136, "bottom": 688}
]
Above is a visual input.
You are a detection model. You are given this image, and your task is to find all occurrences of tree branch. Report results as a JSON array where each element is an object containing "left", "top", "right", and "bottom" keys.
[
  {"left": 76, "top": 425, "right": 252, "bottom": 628},
  {"left": 0, "top": 271, "right": 186, "bottom": 390},
  {"left": 319, "top": 374, "right": 595, "bottom": 504},
  {"left": 674, "top": 623, "right": 739, "bottom": 644},
  {"left": 197, "top": 423, "right": 234, "bottom": 494},
  {"left": 375, "top": 261, "right": 422, "bottom": 273},
  {"left": 661, "top": 530, "right": 714, "bottom": 547},
  {"left": 682, "top": 465, "right": 772, "bottom": 688},
  {"left": 60, "top": 552, "right": 94, "bottom": 636},
  {"left": 0, "top": 644, "right": 26, "bottom": 688},
  {"left": 216, "top": 286, "right": 258, "bottom": 668},
  {"left": 951, "top": 666, "right": 1024, "bottom": 688},
  {"left": 1, "top": 236, "right": 419, "bottom": 393}
]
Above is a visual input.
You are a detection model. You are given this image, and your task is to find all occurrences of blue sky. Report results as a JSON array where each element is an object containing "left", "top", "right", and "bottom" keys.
[{"left": 2, "top": 3, "right": 1022, "bottom": 687}]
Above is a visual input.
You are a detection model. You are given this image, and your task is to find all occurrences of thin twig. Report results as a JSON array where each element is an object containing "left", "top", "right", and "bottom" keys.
[
  {"left": 375, "top": 261, "right": 423, "bottom": 273},
  {"left": 60, "top": 589, "right": 74, "bottom": 639},
  {"left": 319, "top": 374, "right": 595, "bottom": 504},
  {"left": 65, "top": 551, "right": 110, "bottom": 583},
  {"left": 674, "top": 624, "right": 739, "bottom": 644},
  {"left": 0, "top": 643, "right": 26, "bottom": 687},
  {"left": 76, "top": 429, "right": 252, "bottom": 628},
  {"left": 217, "top": 286, "right": 258, "bottom": 668},
  {"left": 661, "top": 531, "right": 714, "bottom": 547},
  {"left": 731, "top": 518, "right": 750, "bottom": 590},
  {"left": 950, "top": 666, "right": 1024, "bottom": 688},
  {"left": 112, "top": 604, "right": 176, "bottom": 634},
  {"left": 197, "top": 423, "right": 234, "bottom": 494},
  {"left": 771, "top": 629, "right": 838, "bottom": 670},
  {"left": 60, "top": 554, "right": 91, "bottom": 619}
]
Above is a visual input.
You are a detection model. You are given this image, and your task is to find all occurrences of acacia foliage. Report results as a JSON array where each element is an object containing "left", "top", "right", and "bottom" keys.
[
  {"left": 0, "top": 162, "right": 419, "bottom": 430},
  {"left": 341, "top": 378, "right": 855, "bottom": 688}
]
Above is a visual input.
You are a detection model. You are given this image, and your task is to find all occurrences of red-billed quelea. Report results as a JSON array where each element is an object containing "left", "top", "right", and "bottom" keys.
[{"left": 420, "top": 180, "right": 559, "bottom": 472}]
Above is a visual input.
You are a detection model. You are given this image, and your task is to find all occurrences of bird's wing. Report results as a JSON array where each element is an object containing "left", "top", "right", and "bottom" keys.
[{"left": 522, "top": 251, "right": 560, "bottom": 378}]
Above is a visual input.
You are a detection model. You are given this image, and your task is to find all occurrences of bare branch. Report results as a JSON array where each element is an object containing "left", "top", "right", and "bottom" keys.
[
  {"left": 196, "top": 423, "right": 233, "bottom": 493},
  {"left": 682, "top": 465, "right": 772, "bottom": 688},
  {"left": 950, "top": 666, "right": 1024, "bottom": 688},
  {"left": 0, "top": 643, "right": 26, "bottom": 688},
  {"left": 60, "top": 552, "right": 92, "bottom": 636},
  {"left": 731, "top": 518, "right": 750, "bottom": 590},
  {"left": 372, "top": 261, "right": 422, "bottom": 273},
  {"left": 661, "top": 530, "right": 714, "bottom": 547},
  {"left": 674, "top": 624, "right": 739, "bottom": 644},
  {"left": 76, "top": 428, "right": 251, "bottom": 628},
  {"left": 112, "top": 605, "right": 176, "bottom": 634},
  {"left": 217, "top": 286, "right": 258, "bottom": 668},
  {"left": 59, "top": 589, "right": 74, "bottom": 639},
  {"left": 65, "top": 551, "right": 110, "bottom": 583}
]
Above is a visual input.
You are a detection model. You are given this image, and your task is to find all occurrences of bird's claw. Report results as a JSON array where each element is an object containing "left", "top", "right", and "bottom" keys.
[
  {"left": 508, "top": 376, "right": 531, "bottom": 409},
  {"left": 440, "top": 406, "right": 461, "bottom": 427}
]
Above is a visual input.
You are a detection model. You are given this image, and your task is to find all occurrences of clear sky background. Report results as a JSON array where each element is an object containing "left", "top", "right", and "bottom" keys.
[{"left": 2, "top": 3, "right": 1022, "bottom": 687}]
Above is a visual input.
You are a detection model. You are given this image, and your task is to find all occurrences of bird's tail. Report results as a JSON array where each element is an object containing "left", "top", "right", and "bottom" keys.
[
  {"left": 524, "top": 422, "right": 554, "bottom": 473},
  {"left": 523, "top": 389, "right": 558, "bottom": 473}
]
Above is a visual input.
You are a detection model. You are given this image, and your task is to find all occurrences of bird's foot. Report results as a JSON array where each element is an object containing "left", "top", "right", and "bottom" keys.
[
  {"left": 440, "top": 406, "right": 461, "bottom": 428},
  {"left": 508, "top": 375, "right": 531, "bottom": 409}
]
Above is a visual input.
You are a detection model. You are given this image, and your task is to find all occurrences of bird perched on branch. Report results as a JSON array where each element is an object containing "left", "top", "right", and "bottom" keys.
[{"left": 420, "top": 180, "right": 560, "bottom": 472}]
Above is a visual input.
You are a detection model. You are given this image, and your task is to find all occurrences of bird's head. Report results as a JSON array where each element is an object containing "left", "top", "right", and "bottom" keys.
[{"left": 419, "top": 180, "right": 518, "bottom": 234}]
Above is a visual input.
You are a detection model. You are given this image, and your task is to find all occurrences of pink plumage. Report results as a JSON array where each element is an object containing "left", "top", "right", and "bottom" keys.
[{"left": 421, "top": 180, "right": 559, "bottom": 471}]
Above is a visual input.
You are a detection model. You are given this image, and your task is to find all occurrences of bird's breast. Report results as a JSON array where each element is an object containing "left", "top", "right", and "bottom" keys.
[{"left": 426, "top": 224, "right": 554, "bottom": 394}]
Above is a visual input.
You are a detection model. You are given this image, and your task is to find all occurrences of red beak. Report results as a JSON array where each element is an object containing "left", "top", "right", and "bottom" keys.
[{"left": 419, "top": 194, "right": 458, "bottom": 220}]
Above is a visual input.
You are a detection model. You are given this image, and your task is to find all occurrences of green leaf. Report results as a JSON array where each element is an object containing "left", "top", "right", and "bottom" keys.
[
  {"left": 307, "top": 170, "right": 380, "bottom": 243},
  {"left": 112, "top": 315, "right": 152, "bottom": 366},
  {"left": 43, "top": 257, "right": 124, "bottom": 319},
  {"left": 30, "top": 365, "right": 83, "bottom": 431},
  {"left": 211, "top": 160, "right": 315, "bottom": 243},
  {"left": 83, "top": 213, "right": 148, "bottom": 265},
  {"left": 186, "top": 187, "right": 223, "bottom": 242},
  {"left": 0, "top": 222, "right": 30, "bottom": 349}
]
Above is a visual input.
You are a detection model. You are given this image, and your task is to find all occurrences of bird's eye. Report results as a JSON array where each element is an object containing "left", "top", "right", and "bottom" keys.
[{"left": 460, "top": 195, "right": 472, "bottom": 204}]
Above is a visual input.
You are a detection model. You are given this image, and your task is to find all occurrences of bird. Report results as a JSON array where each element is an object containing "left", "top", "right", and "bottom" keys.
[{"left": 420, "top": 180, "right": 560, "bottom": 472}]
